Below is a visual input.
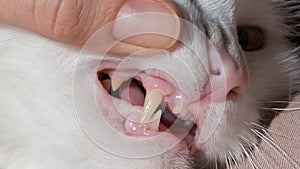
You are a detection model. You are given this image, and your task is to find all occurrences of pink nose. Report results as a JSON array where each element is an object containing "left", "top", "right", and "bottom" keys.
[{"left": 207, "top": 48, "right": 248, "bottom": 102}]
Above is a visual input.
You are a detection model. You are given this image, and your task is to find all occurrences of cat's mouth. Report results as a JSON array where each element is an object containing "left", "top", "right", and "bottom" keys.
[{"left": 96, "top": 66, "right": 202, "bottom": 150}]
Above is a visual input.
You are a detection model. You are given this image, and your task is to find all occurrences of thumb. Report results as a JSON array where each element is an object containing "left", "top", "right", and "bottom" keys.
[{"left": 0, "top": 0, "right": 181, "bottom": 54}]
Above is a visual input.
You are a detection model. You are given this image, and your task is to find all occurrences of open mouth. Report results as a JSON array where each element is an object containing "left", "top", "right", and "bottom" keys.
[{"left": 97, "top": 68, "right": 198, "bottom": 148}]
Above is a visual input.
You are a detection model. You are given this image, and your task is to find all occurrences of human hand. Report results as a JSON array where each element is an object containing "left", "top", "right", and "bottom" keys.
[{"left": 0, "top": 0, "right": 181, "bottom": 54}]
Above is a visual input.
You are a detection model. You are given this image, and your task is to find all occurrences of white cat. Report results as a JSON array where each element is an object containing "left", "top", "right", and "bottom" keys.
[{"left": 0, "top": 0, "right": 299, "bottom": 169}]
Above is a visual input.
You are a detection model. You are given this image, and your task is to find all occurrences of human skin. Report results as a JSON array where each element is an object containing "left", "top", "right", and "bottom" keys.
[{"left": 0, "top": 0, "right": 181, "bottom": 54}]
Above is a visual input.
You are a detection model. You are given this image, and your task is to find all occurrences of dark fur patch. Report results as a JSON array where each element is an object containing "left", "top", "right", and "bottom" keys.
[{"left": 274, "top": 0, "right": 300, "bottom": 47}]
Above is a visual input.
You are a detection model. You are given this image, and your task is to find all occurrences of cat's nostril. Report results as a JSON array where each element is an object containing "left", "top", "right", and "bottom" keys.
[
  {"left": 223, "top": 70, "right": 248, "bottom": 96},
  {"left": 227, "top": 86, "right": 244, "bottom": 100},
  {"left": 208, "top": 49, "right": 248, "bottom": 102},
  {"left": 227, "top": 90, "right": 238, "bottom": 100},
  {"left": 231, "top": 87, "right": 241, "bottom": 94}
]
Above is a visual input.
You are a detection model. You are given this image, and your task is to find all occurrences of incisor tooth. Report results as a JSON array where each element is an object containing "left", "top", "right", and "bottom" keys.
[
  {"left": 149, "top": 110, "right": 162, "bottom": 131},
  {"left": 140, "top": 90, "right": 164, "bottom": 122},
  {"left": 172, "top": 102, "right": 181, "bottom": 115}
]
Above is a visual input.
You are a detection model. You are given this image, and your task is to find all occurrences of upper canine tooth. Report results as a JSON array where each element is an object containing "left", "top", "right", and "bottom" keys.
[
  {"left": 109, "top": 72, "right": 129, "bottom": 91},
  {"left": 140, "top": 90, "right": 164, "bottom": 123},
  {"left": 111, "top": 77, "right": 125, "bottom": 91}
]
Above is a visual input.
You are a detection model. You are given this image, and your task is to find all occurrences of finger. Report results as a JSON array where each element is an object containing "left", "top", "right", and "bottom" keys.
[
  {"left": 112, "top": 0, "right": 181, "bottom": 50},
  {"left": 0, "top": 0, "right": 181, "bottom": 53}
]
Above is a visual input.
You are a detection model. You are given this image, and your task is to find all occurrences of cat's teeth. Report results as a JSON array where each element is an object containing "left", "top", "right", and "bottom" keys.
[
  {"left": 172, "top": 101, "right": 181, "bottom": 115},
  {"left": 172, "top": 101, "right": 194, "bottom": 121},
  {"left": 140, "top": 90, "right": 164, "bottom": 123},
  {"left": 109, "top": 72, "right": 130, "bottom": 91},
  {"left": 149, "top": 110, "right": 162, "bottom": 131},
  {"left": 111, "top": 77, "right": 125, "bottom": 91}
]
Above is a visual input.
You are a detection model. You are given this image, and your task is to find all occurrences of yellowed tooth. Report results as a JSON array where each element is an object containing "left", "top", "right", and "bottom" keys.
[
  {"left": 149, "top": 110, "right": 162, "bottom": 131},
  {"left": 109, "top": 72, "right": 129, "bottom": 91},
  {"left": 140, "top": 90, "right": 164, "bottom": 123},
  {"left": 111, "top": 77, "right": 126, "bottom": 91}
]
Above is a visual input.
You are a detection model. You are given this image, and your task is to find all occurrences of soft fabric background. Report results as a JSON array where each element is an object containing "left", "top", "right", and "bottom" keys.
[{"left": 236, "top": 97, "right": 300, "bottom": 169}]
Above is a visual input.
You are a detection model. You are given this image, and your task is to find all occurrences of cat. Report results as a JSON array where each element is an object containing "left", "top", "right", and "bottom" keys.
[{"left": 0, "top": 0, "right": 299, "bottom": 169}]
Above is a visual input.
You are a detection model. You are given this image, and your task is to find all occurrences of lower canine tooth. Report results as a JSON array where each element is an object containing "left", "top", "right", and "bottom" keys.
[
  {"left": 140, "top": 90, "right": 164, "bottom": 122},
  {"left": 149, "top": 110, "right": 162, "bottom": 131}
]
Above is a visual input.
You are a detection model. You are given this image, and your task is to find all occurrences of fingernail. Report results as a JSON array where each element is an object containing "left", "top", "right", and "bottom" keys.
[{"left": 113, "top": 0, "right": 180, "bottom": 49}]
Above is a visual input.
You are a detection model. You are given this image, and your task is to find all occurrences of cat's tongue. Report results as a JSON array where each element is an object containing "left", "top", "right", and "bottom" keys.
[{"left": 117, "top": 79, "right": 145, "bottom": 106}]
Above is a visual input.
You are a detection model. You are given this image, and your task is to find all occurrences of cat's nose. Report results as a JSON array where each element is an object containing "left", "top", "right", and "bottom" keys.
[{"left": 207, "top": 49, "right": 248, "bottom": 102}]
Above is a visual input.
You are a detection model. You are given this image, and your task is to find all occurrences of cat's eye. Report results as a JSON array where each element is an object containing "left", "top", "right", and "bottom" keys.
[{"left": 237, "top": 27, "right": 264, "bottom": 51}]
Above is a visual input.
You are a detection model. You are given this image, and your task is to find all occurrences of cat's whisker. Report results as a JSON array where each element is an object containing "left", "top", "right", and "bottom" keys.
[
  {"left": 257, "top": 100, "right": 300, "bottom": 104},
  {"left": 250, "top": 129, "right": 300, "bottom": 168},
  {"left": 228, "top": 151, "right": 239, "bottom": 169},
  {"left": 227, "top": 151, "right": 235, "bottom": 169},
  {"left": 237, "top": 135, "right": 262, "bottom": 169},
  {"left": 228, "top": 155, "right": 234, "bottom": 169},
  {"left": 258, "top": 106, "right": 300, "bottom": 111},
  {"left": 227, "top": 159, "right": 232, "bottom": 169},
  {"left": 214, "top": 158, "right": 218, "bottom": 169},
  {"left": 239, "top": 134, "right": 269, "bottom": 169},
  {"left": 224, "top": 155, "right": 234, "bottom": 169},
  {"left": 238, "top": 143, "right": 257, "bottom": 169},
  {"left": 225, "top": 157, "right": 229, "bottom": 169},
  {"left": 252, "top": 142, "right": 273, "bottom": 169},
  {"left": 245, "top": 122, "right": 268, "bottom": 130},
  {"left": 264, "top": 131, "right": 300, "bottom": 163},
  {"left": 246, "top": 122, "right": 300, "bottom": 139}
]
